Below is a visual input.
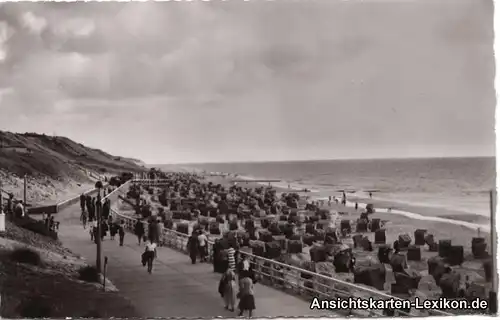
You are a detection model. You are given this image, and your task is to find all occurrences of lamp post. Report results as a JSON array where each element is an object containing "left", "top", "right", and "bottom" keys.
[
  {"left": 95, "top": 181, "right": 103, "bottom": 273},
  {"left": 0, "top": 178, "right": 5, "bottom": 232}
]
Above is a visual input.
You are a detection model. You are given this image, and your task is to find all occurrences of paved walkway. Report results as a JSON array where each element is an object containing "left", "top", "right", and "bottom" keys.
[{"left": 57, "top": 204, "right": 337, "bottom": 318}]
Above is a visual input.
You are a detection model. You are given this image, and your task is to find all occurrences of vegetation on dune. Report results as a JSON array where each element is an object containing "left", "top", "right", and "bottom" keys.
[
  {"left": 0, "top": 219, "right": 139, "bottom": 318},
  {"left": 0, "top": 129, "right": 147, "bottom": 318},
  {"left": 0, "top": 130, "right": 146, "bottom": 180}
]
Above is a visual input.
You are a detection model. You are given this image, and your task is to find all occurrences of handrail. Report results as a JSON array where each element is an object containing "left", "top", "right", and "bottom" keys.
[
  {"left": 102, "top": 180, "right": 132, "bottom": 204},
  {"left": 108, "top": 179, "right": 453, "bottom": 317},
  {"left": 55, "top": 183, "right": 110, "bottom": 213}
]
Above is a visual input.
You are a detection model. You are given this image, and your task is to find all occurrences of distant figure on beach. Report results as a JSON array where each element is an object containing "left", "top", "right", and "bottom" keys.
[
  {"left": 355, "top": 202, "right": 358, "bottom": 210},
  {"left": 369, "top": 192, "right": 373, "bottom": 199},
  {"left": 388, "top": 207, "right": 392, "bottom": 213}
]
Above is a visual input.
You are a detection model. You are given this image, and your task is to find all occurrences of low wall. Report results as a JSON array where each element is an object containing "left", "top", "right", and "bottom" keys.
[
  {"left": 27, "top": 204, "right": 59, "bottom": 215},
  {"left": 27, "top": 183, "right": 110, "bottom": 215}
]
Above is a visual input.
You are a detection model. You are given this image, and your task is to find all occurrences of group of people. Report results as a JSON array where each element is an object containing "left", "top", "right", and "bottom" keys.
[
  {"left": 79, "top": 192, "right": 126, "bottom": 246},
  {"left": 79, "top": 192, "right": 111, "bottom": 226},
  {"left": 42, "top": 213, "right": 59, "bottom": 232},
  {"left": 88, "top": 216, "right": 126, "bottom": 246},
  {"left": 187, "top": 228, "right": 209, "bottom": 263},
  {"left": 218, "top": 255, "right": 257, "bottom": 317},
  {"left": 2, "top": 193, "right": 26, "bottom": 219}
]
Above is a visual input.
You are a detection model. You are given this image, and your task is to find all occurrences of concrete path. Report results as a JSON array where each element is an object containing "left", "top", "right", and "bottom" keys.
[{"left": 57, "top": 204, "right": 337, "bottom": 318}]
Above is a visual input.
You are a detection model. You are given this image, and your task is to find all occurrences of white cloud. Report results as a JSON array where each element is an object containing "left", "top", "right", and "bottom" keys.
[
  {"left": 20, "top": 11, "right": 47, "bottom": 35},
  {"left": 0, "top": 21, "right": 14, "bottom": 63},
  {"left": 54, "top": 17, "right": 95, "bottom": 37}
]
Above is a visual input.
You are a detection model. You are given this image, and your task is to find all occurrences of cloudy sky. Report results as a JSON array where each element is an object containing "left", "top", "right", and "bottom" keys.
[{"left": 0, "top": 0, "right": 495, "bottom": 164}]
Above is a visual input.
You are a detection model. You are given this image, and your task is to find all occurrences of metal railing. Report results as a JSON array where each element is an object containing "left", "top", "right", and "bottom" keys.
[
  {"left": 108, "top": 181, "right": 453, "bottom": 317},
  {"left": 129, "top": 179, "right": 173, "bottom": 186}
]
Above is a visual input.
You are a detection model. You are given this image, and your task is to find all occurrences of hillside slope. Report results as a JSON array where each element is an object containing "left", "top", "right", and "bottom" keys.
[
  {"left": 0, "top": 220, "right": 139, "bottom": 318},
  {"left": 0, "top": 131, "right": 146, "bottom": 205}
]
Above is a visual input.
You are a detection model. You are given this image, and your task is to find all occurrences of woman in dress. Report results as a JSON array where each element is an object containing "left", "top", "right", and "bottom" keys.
[
  {"left": 238, "top": 276, "right": 255, "bottom": 318},
  {"left": 134, "top": 220, "right": 145, "bottom": 245},
  {"left": 219, "top": 269, "right": 237, "bottom": 312}
]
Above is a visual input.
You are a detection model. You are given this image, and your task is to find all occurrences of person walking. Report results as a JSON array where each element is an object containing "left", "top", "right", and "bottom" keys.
[
  {"left": 227, "top": 244, "right": 236, "bottom": 271},
  {"left": 198, "top": 230, "right": 208, "bottom": 262},
  {"left": 148, "top": 219, "right": 159, "bottom": 244},
  {"left": 88, "top": 201, "right": 95, "bottom": 222},
  {"left": 91, "top": 219, "right": 98, "bottom": 243},
  {"left": 14, "top": 200, "right": 25, "bottom": 219},
  {"left": 155, "top": 218, "right": 163, "bottom": 247},
  {"left": 187, "top": 231, "right": 199, "bottom": 264},
  {"left": 238, "top": 276, "right": 255, "bottom": 318},
  {"left": 134, "top": 220, "right": 145, "bottom": 245},
  {"left": 80, "top": 193, "right": 86, "bottom": 214},
  {"left": 238, "top": 256, "right": 256, "bottom": 283},
  {"left": 6, "top": 194, "right": 13, "bottom": 216},
  {"left": 220, "top": 269, "right": 237, "bottom": 312},
  {"left": 101, "top": 220, "right": 108, "bottom": 241},
  {"left": 110, "top": 222, "right": 118, "bottom": 240},
  {"left": 81, "top": 209, "right": 88, "bottom": 229},
  {"left": 213, "top": 239, "right": 222, "bottom": 273},
  {"left": 118, "top": 220, "right": 126, "bottom": 246},
  {"left": 143, "top": 240, "right": 157, "bottom": 274}
]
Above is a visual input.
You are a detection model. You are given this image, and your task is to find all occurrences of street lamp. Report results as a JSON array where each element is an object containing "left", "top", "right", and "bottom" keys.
[
  {"left": 0, "top": 178, "right": 4, "bottom": 232},
  {"left": 95, "top": 181, "right": 103, "bottom": 273}
]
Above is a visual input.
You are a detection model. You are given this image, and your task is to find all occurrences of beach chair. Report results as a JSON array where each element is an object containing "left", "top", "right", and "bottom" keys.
[
  {"left": 374, "top": 229, "right": 386, "bottom": 244},
  {"left": 414, "top": 229, "right": 427, "bottom": 246},
  {"left": 438, "top": 239, "right": 452, "bottom": 258}
]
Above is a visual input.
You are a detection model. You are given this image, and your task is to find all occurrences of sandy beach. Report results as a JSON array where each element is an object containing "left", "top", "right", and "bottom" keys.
[
  {"left": 118, "top": 173, "right": 492, "bottom": 251},
  {"left": 111, "top": 172, "right": 493, "bottom": 307}
]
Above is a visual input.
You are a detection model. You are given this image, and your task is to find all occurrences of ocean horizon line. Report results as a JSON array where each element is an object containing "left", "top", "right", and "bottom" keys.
[{"left": 149, "top": 155, "right": 495, "bottom": 166}]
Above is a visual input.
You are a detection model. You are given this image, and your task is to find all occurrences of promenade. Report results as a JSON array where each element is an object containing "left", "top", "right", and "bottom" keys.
[{"left": 57, "top": 203, "right": 337, "bottom": 318}]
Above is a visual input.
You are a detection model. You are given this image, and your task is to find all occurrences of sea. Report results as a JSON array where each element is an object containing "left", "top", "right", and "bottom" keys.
[{"left": 158, "top": 157, "right": 496, "bottom": 231}]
